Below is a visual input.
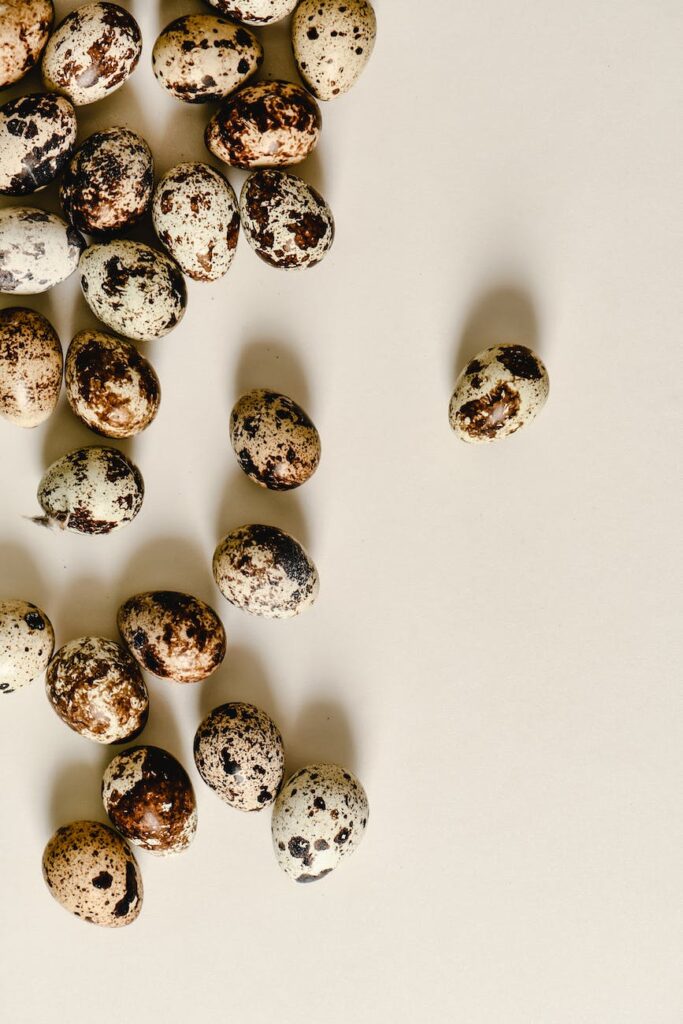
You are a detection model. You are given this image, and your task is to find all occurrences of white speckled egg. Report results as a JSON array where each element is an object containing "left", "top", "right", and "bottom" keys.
[
  {"left": 0, "top": 93, "right": 77, "bottom": 197},
  {"left": 0, "top": 307, "right": 62, "bottom": 427},
  {"left": 449, "top": 344, "right": 550, "bottom": 443},
  {"left": 0, "top": 599, "right": 54, "bottom": 695},
  {"left": 230, "top": 388, "right": 320, "bottom": 489},
  {"left": 36, "top": 445, "right": 144, "bottom": 534},
  {"left": 0, "top": 207, "right": 84, "bottom": 294},
  {"left": 152, "top": 162, "right": 239, "bottom": 283},
  {"left": 292, "top": 0, "right": 377, "bottom": 100},
  {"left": 203, "top": 0, "right": 297, "bottom": 26},
  {"left": 272, "top": 764, "right": 369, "bottom": 883},
  {"left": 240, "top": 170, "right": 334, "bottom": 269},
  {"left": 0, "top": 0, "right": 53, "bottom": 90}
]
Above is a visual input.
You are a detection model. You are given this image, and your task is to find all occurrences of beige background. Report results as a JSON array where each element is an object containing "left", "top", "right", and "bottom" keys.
[{"left": 1, "top": 1, "right": 682, "bottom": 1021}]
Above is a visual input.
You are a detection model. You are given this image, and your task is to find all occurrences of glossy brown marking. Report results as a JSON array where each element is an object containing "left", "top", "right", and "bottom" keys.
[
  {"left": 495, "top": 344, "right": 543, "bottom": 379},
  {"left": 456, "top": 381, "right": 522, "bottom": 439}
]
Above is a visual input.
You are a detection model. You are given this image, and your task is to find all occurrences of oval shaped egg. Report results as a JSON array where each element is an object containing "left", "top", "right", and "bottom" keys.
[
  {"left": 117, "top": 591, "right": 226, "bottom": 684},
  {"left": 0, "top": 307, "right": 62, "bottom": 427},
  {"left": 36, "top": 445, "right": 144, "bottom": 534},
  {"left": 240, "top": 170, "right": 334, "bottom": 269},
  {"left": 0, "top": 207, "right": 84, "bottom": 294},
  {"left": 42, "top": 2, "right": 142, "bottom": 107},
  {"left": 292, "top": 0, "right": 377, "bottom": 101},
  {"left": 213, "top": 524, "right": 319, "bottom": 618},
  {"left": 102, "top": 746, "right": 197, "bottom": 854},
  {"left": 230, "top": 388, "right": 320, "bottom": 490},
  {"left": 80, "top": 241, "right": 187, "bottom": 342},
  {"left": 0, "top": 599, "right": 54, "bottom": 695},
  {"left": 203, "top": 0, "right": 297, "bottom": 26},
  {"left": 272, "top": 764, "right": 369, "bottom": 883},
  {"left": 0, "top": 0, "right": 54, "bottom": 90},
  {"left": 42, "top": 821, "right": 142, "bottom": 927},
  {"left": 193, "top": 702, "right": 284, "bottom": 811},
  {"left": 152, "top": 162, "right": 239, "bottom": 283},
  {"left": 0, "top": 94, "right": 77, "bottom": 197},
  {"left": 449, "top": 344, "right": 550, "bottom": 443}
]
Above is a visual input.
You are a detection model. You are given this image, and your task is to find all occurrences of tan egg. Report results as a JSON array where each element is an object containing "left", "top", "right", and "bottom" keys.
[
  {"left": 0, "top": 308, "right": 62, "bottom": 428},
  {"left": 0, "top": 1, "right": 54, "bottom": 90},
  {"left": 240, "top": 170, "right": 334, "bottom": 270},
  {"left": 36, "top": 446, "right": 145, "bottom": 534},
  {"left": 292, "top": 0, "right": 377, "bottom": 100},
  {"left": 203, "top": 0, "right": 297, "bottom": 26},
  {"left": 0, "top": 94, "right": 77, "bottom": 197},
  {"left": 0, "top": 600, "right": 54, "bottom": 695},
  {"left": 230, "top": 388, "right": 321, "bottom": 490},
  {"left": 0, "top": 207, "right": 84, "bottom": 295}
]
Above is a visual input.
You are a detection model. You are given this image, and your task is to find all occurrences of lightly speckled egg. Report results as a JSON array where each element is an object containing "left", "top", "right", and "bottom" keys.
[
  {"left": 0, "top": 94, "right": 77, "bottom": 197},
  {"left": 230, "top": 388, "right": 321, "bottom": 490},
  {"left": 272, "top": 764, "right": 369, "bottom": 884},
  {"left": 0, "top": 1, "right": 53, "bottom": 89},
  {"left": 206, "top": 80, "right": 321, "bottom": 170},
  {"left": 449, "top": 344, "right": 550, "bottom": 443},
  {"left": 117, "top": 591, "right": 226, "bottom": 684},
  {"left": 203, "top": 0, "right": 297, "bottom": 26},
  {"left": 36, "top": 445, "right": 144, "bottom": 535},
  {"left": 152, "top": 162, "right": 239, "bottom": 283},
  {"left": 46, "top": 636, "right": 149, "bottom": 743},
  {"left": 0, "top": 207, "right": 84, "bottom": 294},
  {"left": 0, "top": 600, "right": 54, "bottom": 695},
  {"left": 292, "top": 0, "right": 377, "bottom": 101},
  {"left": 102, "top": 746, "right": 197, "bottom": 855},
  {"left": 213, "top": 524, "right": 319, "bottom": 618},
  {"left": 65, "top": 330, "right": 160, "bottom": 439},
  {"left": 42, "top": 2, "right": 142, "bottom": 107},
  {"left": 240, "top": 170, "right": 334, "bottom": 270},
  {"left": 42, "top": 821, "right": 142, "bottom": 927},
  {"left": 80, "top": 241, "right": 187, "bottom": 342},
  {"left": 152, "top": 15, "right": 262, "bottom": 104},
  {"left": 194, "top": 702, "right": 284, "bottom": 811},
  {"left": 0, "top": 308, "right": 62, "bottom": 427}
]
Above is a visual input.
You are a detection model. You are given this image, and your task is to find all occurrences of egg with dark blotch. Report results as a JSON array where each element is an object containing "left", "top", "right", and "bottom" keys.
[
  {"left": 117, "top": 591, "right": 226, "bottom": 684},
  {"left": 0, "top": 600, "right": 54, "bottom": 696},
  {"left": 42, "top": 821, "right": 142, "bottom": 927},
  {"left": 292, "top": 0, "right": 377, "bottom": 101},
  {"left": 203, "top": 0, "right": 297, "bottom": 25},
  {"left": 102, "top": 746, "right": 197, "bottom": 855},
  {"left": 240, "top": 170, "right": 334, "bottom": 270},
  {"left": 0, "top": 94, "right": 77, "bottom": 197},
  {"left": 0, "top": 207, "right": 84, "bottom": 295},
  {"left": 0, "top": 308, "right": 62, "bottom": 427},
  {"left": 230, "top": 388, "right": 321, "bottom": 490},
  {"left": 0, "top": 1, "right": 53, "bottom": 89}
]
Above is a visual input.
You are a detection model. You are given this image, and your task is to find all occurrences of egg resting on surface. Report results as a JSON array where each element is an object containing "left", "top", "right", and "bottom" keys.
[
  {"left": 0, "top": 307, "right": 62, "bottom": 427},
  {"left": 202, "top": 0, "right": 298, "bottom": 26},
  {"left": 0, "top": 0, "right": 53, "bottom": 90},
  {"left": 0, "top": 207, "right": 84, "bottom": 294},
  {"left": 0, "top": 600, "right": 54, "bottom": 695},
  {"left": 0, "top": 94, "right": 77, "bottom": 197},
  {"left": 230, "top": 388, "right": 321, "bottom": 490},
  {"left": 240, "top": 170, "right": 334, "bottom": 269},
  {"left": 291, "top": 0, "right": 377, "bottom": 101}
]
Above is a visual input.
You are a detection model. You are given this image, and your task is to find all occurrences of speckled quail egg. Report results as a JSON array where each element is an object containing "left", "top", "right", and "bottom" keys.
[
  {"left": 0, "top": 600, "right": 54, "bottom": 695},
  {"left": 213, "top": 524, "right": 319, "bottom": 618},
  {"left": 60, "top": 128, "right": 154, "bottom": 236},
  {"left": 46, "top": 636, "right": 149, "bottom": 743},
  {"left": 42, "top": 2, "right": 142, "bottom": 107},
  {"left": 194, "top": 702, "right": 284, "bottom": 811},
  {"left": 240, "top": 170, "right": 334, "bottom": 270},
  {"left": 65, "top": 330, "right": 160, "bottom": 439},
  {"left": 80, "top": 241, "right": 187, "bottom": 342},
  {"left": 102, "top": 746, "right": 197, "bottom": 855},
  {"left": 272, "top": 764, "right": 369, "bottom": 883},
  {"left": 292, "top": 0, "right": 377, "bottom": 100},
  {"left": 118, "top": 591, "right": 226, "bottom": 683},
  {"left": 230, "top": 388, "right": 321, "bottom": 489},
  {"left": 36, "top": 445, "right": 144, "bottom": 534},
  {"left": 0, "top": 207, "right": 84, "bottom": 294},
  {"left": 0, "top": 307, "right": 62, "bottom": 427},
  {"left": 206, "top": 80, "right": 321, "bottom": 170},
  {"left": 152, "top": 15, "right": 262, "bottom": 104},
  {"left": 0, "top": 94, "right": 77, "bottom": 197},
  {"left": 449, "top": 344, "right": 550, "bottom": 443},
  {"left": 203, "top": 0, "right": 298, "bottom": 26},
  {"left": 42, "top": 821, "right": 142, "bottom": 927},
  {"left": 152, "top": 162, "right": 239, "bottom": 283},
  {"left": 0, "top": 0, "right": 53, "bottom": 90}
]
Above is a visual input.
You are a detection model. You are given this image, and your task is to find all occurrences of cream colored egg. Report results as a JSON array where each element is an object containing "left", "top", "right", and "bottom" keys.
[
  {"left": 0, "top": 207, "right": 84, "bottom": 295},
  {"left": 0, "top": 600, "right": 54, "bottom": 695},
  {"left": 0, "top": 308, "right": 62, "bottom": 427},
  {"left": 0, "top": 0, "right": 54, "bottom": 90},
  {"left": 230, "top": 388, "right": 321, "bottom": 489},
  {"left": 204, "top": 0, "right": 297, "bottom": 27},
  {"left": 292, "top": 0, "right": 377, "bottom": 100}
]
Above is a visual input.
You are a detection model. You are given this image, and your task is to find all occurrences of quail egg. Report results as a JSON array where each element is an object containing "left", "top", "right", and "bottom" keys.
[
  {"left": 240, "top": 170, "right": 334, "bottom": 269},
  {"left": 0, "top": 207, "right": 84, "bottom": 294},
  {"left": 0, "top": 0, "right": 54, "bottom": 90},
  {"left": 0, "top": 94, "right": 77, "bottom": 197},
  {"left": 0, "top": 307, "right": 63, "bottom": 427},
  {"left": 203, "top": 0, "right": 297, "bottom": 26},
  {"left": 230, "top": 388, "right": 321, "bottom": 490},
  {"left": 36, "top": 445, "right": 144, "bottom": 534},
  {"left": 0, "top": 600, "right": 54, "bottom": 695},
  {"left": 292, "top": 0, "right": 377, "bottom": 100}
]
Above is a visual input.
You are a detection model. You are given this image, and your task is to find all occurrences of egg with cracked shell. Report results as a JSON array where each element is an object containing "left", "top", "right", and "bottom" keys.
[
  {"left": 240, "top": 169, "right": 334, "bottom": 270},
  {"left": 0, "top": 207, "right": 84, "bottom": 294},
  {"left": 230, "top": 388, "right": 321, "bottom": 490},
  {"left": 292, "top": 0, "right": 377, "bottom": 101},
  {"left": 203, "top": 0, "right": 297, "bottom": 26},
  {"left": 0, "top": 599, "right": 54, "bottom": 696},
  {"left": 0, "top": 307, "right": 63, "bottom": 427},
  {"left": 0, "top": 0, "right": 54, "bottom": 90},
  {"left": 0, "top": 93, "right": 77, "bottom": 197}
]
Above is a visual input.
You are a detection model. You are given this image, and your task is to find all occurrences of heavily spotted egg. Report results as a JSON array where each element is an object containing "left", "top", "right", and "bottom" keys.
[
  {"left": 230, "top": 388, "right": 321, "bottom": 490},
  {"left": 0, "top": 207, "right": 84, "bottom": 294},
  {"left": 0, "top": 599, "right": 54, "bottom": 696},
  {"left": 0, "top": 307, "right": 63, "bottom": 427},
  {"left": 240, "top": 170, "right": 334, "bottom": 269},
  {"left": 0, "top": 0, "right": 54, "bottom": 90},
  {"left": 292, "top": 0, "right": 377, "bottom": 101},
  {"left": 0, "top": 94, "right": 77, "bottom": 197},
  {"left": 203, "top": 0, "right": 298, "bottom": 26}
]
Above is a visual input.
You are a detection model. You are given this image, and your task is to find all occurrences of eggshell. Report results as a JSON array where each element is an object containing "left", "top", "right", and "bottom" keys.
[
  {"left": 194, "top": 702, "right": 284, "bottom": 811},
  {"left": 203, "top": 0, "right": 297, "bottom": 26},
  {"left": 0, "top": 94, "right": 77, "bottom": 197},
  {"left": 0, "top": 207, "right": 84, "bottom": 294},
  {"left": 272, "top": 764, "right": 369, "bottom": 883},
  {"left": 36, "top": 445, "right": 144, "bottom": 534},
  {"left": 0, "top": 307, "right": 62, "bottom": 427},
  {"left": 42, "top": 821, "right": 142, "bottom": 927},
  {"left": 240, "top": 170, "right": 334, "bottom": 269},
  {"left": 292, "top": 0, "right": 377, "bottom": 100},
  {"left": 0, "top": 600, "right": 54, "bottom": 695},
  {"left": 0, "top": 0, "right": 53, "bottom": 90},
  {"left": 230, "top": 388, "right": 320, "bottom": 489}
]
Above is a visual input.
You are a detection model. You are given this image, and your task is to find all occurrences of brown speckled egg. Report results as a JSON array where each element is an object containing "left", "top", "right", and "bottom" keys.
[
  {"left": 230, "top": 388, "right": 320, "bottom": 490},
  {"left": 36, "top": 445, "right": 144, "bottom": 534},
  {"left": 0, "top": 600, "right": 54, "bottom": 695},
  {"left": 42, "top": 821, "right": 142, "bottom": 927},
  {"left": 206, "top": 80, "right": 321, "bottom": 170},
  {"left": 0, "top": 94, "right": 77, "bottom": 197},
  {"left": 0, "top": 308, "right": 62, "bottom": 427},
  {"left": 0, "top": 207, "right": 84, "bottom": 295},
  {"left": 292, "top": 0, "right": 377, "bottom": 101},
  {"left": 194, "top": 702, "right": 284, "bottom": 811},
  {"left": 102, "top": 746, "right": 197, "bottom": 855},
  {"left": 240, "top": 170, "right": 334, "bottom": 270},
  {"left": 0, "top": 1, "right": 54, "bottom": 90},
  {"left": 203, "top": 0, "right": 297, "bottom": 25}
]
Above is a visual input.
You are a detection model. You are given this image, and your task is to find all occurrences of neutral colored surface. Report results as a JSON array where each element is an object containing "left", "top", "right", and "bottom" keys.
[{"left": 1, "top": 2, "right": 681, "bottom": 1021}]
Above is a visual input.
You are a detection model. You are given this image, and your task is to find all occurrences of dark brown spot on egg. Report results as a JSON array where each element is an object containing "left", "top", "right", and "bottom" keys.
[
  {"left": 495, "top": 344, "right": 543, "bottom": 380},
  {"left": 456, "top": 381, "right": 522, "bottom": 439}
]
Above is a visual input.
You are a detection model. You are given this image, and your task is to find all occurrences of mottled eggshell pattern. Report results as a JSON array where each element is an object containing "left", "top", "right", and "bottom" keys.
[
  {"left": 152, "top": 162, "right": 239, "bottom": 283},
  {"left": 42, "top": 2, "right": 142, "bottom": 107},
  {"left": 0, "top": 207, "right": 84, "bottom": 294},
  {"left": 292, "top": 0, "right": 377, "bottom": 101},
  {"left": 117, "top": 591, "right": 226, "bottom": 684},
  {"left": 46, "top": 636, "right": 149, "bottom": 744},
  {"left": 230, "top": 388, "right": 321, "bottom": 490},
  {"left": 449, "top": 344, "right": 550, "bottom": 443},
  {"left": 102, "top": 746, "right": 197, "bottom": 855},
  {"left": 203, "top": 0, "right": 297, "bottom": 26},
  {"left": 0, "top": 94, "right": 77, "bottom": 197},
  {"left": 0, "top": 0, "right": 53, "bottom": 90},
  {"left": 42, "top": 821, "right": 142, "bottom": 927},
  {"left": 213, "top": 524, "right": 319, "bottom": 618},
  {"left": 272, "top": 764, "right": 369, "bottom": 883},
  {"left": 80, "top": 241, "right": 187, "bottom": 342},
  {"left": 240, "top": 170, "right": 334, "bottom": 269},
  {"left": 0, "top": 307, "right": 62, "bottom": 427},
  {"left": 194, "top": 702, "right": 284, "bottom": 811},
  {"left": 0, "top": 600, "right": 54, "bottom": 695}
]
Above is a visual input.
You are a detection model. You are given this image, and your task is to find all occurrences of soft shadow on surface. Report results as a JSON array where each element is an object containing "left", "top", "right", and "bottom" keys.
[
  {"left": 116, "top": 534, "right": 213, "bottom": 605},
  {"left": 293, "top": 146, "right": 327, "bottom": 197},
  {"left": 56, "top": 572, "right": 118, "bottom": 641},
  {"left": 454, "top": 284, "right": 539, "bottom": 381},
  {"left": 254, "top": 17, "right": 301, "bottom": 84},
  {"left": 197, "top": 642, "right": 283, "bottom": 726},
  {"left": 0, "top": 542, "right": 45, "bottom": 601},
  {"left": 284, "top": 698, "right": 357, "bottom": 776},
  {"left": 45, "top": 752, "right": 111, "bottom": 830},
  {"left": 215, "top": 465, "right": 310, "bottom": 548},
  {"left": 40, "top": 395, "right": 137, "bottom": 470},
  {"left": 234, "top": 337, "right": 312, "bottom": 410},
  {"left": 136, "top": 676, "right": 185, "bottom": 761}
]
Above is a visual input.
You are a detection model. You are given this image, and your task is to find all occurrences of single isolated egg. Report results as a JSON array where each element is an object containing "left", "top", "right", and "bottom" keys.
[
  {"left": 0, "top": 600, "right": 54, "bottom": 695},
  {"left": 0, "top": 0, "right": 54, "bottom": 90},
  {"left": 240, "top": 170, "right": 334, "bottom": 270},
  {"left": 0, "top": 94, "right": 77, "bottom": 197},
  {"left": 0, "top": 207, "right": 84, "bottom": 295},
  {"left": 0, "top": 307, "right": 63, "bottom": 427},
  {"left": 203, "top": 0, "right": 297, "bottom": 26},
  {"left": 230, "top": 388, "right": 321, "bottom": 490},
  {"left": 292, "top": 0, "right": 377, "bottom": 100}
]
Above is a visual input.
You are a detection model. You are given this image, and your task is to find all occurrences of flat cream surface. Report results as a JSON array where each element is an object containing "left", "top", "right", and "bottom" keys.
[{"left": 1, "top": 2, "right": 681, "bottom": 1021}]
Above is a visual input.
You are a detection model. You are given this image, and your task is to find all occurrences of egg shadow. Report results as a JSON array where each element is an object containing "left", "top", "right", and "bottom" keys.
[
  {"left": 292, "top": 146, "right": 327, "bottom": 198},
  {"left": 0, "top": 541, "right": 47, "bottom": 603},
  {"left": 45, "top": 751, "right": 111, "bottom": 831},
  {"left": 453, "top": 284, "right": 539, "bottom": 382},
  {"left": 115, "top": 534, "right": 215, "bottom": 608},
  {"left": 56, "top": 572, "right": 119, "bottom": 642},
  {"left": 133, "top": 675, "right": 186, "bottom": 763},
  {"left": 253, "top": 15, "right": 300, "bottom": 85},
  {"left": 197, "top": 643, "right": 284, "bottom": 727},
  {"left": 215, "top": 465, "right": 311, "bottom": 549},
  {"left": 234, "top": 337, "right": 312, "bottom": 410},
  {"left": 284, "top": 698, "right": 357, "bottom": 777}
]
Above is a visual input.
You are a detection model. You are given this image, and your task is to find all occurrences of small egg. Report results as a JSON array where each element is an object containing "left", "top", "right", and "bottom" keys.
[
  {"left": 80, "top": 241, "right": 187, "bottom": 342},
  {"left": 0, "top": 600, "right": 54, "bottom": 695},
  {"left": 0, "top": 94, "right": 77, "bottom": 197},
  {"left": 206, "top": 80, "right": 321, "bottom": 170},
  {"left": 42, "top": 2, "right": 142, "bottom": 107},
  {"left": 117, "top": 591, "right": 226, "bottom": 684},
  {"left": 203, "top": 0, "right": 297, "bottom": 26},
  {"left": 152, "top": 162, "right": 239, "bottom": 283},
  {"left": 102, "top": 746, "right": 197, "bottom": 855},
  {"left": 194, "top": 702, "right": 284, "bottom": 811},
  {"left": 272, "top": 764, "right": 369, "bottom": 883},
  {"left": 0, "top": 1, "right": 54, "bottom": 90},
  {"left": 240, "top": 170, "right": 334, "bottom": 270},
  {"left": 213, "top": 524, "right": 319, "bottom": 618},
  {"left": 0, "top": 207, "right": 84, "bottom": 295},
  {"left": 292, "top": 0, "right": 377, "bottom": 101},
  {"left": 448, "top": 344, "right": 550, "bottom": 443},
  {"left": 46, "top": 636, "right": 149, "bottom": 743},
  {"left": 42, "top": 821, "right": 142, "bottom": 927},
  {"left": 230, "top": 388, "right": 321, "bottom": 490},
  {"left": 0, "top": 307, "right": 62, "bottom": 427}
]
